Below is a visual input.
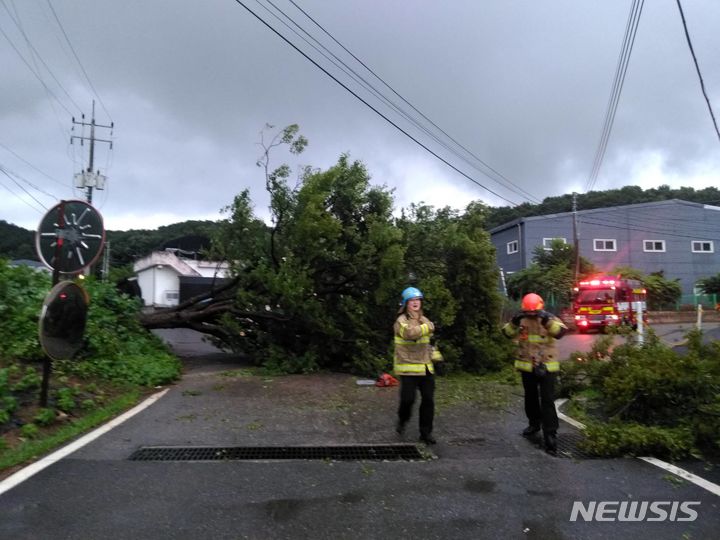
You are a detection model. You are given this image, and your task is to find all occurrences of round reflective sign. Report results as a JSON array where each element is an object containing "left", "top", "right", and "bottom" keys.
[
  {"left": 36, "top": 200, "right": 105, "bottom": 274},
  {"left": 39, "top": 281, "right": 89, "bottom": 361}
]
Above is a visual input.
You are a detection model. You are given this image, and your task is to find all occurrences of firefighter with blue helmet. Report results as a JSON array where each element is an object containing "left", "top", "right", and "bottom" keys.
[
  {"left": 502, "top": 293, "right": 568, "bottom": 455},
  {"left": 394, "top": 286, "right": 441, "bottom": 444}
]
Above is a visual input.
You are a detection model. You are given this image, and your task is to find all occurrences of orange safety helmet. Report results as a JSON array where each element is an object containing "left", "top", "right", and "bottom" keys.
[{"left": 521, "top": 293, "right": 544, "bottom": 311}]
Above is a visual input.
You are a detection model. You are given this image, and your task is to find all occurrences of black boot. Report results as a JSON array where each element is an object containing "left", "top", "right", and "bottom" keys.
[
  {"left": 544, "top": 432, "right": 557, "bottom": 455},
  {"left": 396, "top": 419, "right": 406, "bottom": 435},
  {"left": 522, "top": 424, "right": 541, "bottom": 437},
  {"left": 419, "top": 433, "right": 437, "bottom": 445}
]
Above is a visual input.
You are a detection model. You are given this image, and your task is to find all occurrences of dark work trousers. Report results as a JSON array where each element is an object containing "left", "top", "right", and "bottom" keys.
[
  {"left": 521, "top": 371, "right": 559, "bottom": 434},
  {"left": 398, "top": 368, "right": 435, "bottom": 437}
]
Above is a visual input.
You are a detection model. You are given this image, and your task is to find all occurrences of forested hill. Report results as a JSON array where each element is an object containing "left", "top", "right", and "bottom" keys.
[
  {"left": 0, "top": 220, "right": 35, "bottom": 260},
  {"left": 3, "top": 185, "right": 720, "bottom": 263},
  {"left": 484, "top": 185, "right": 720, "bottom": 230},
  {"left": 104, "top": 220, "right": 220, "bottom": 266},
  {"left": 0, "top": 219, "right": 221, "bottom": 266}
]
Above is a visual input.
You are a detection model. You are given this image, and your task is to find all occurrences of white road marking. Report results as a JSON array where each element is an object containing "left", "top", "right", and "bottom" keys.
[
  {"left": 555, "top": 398, "right": 720, "bottom": 497},
  {"left": 0, "top": 388, "right": 168, "bottom": 497},
  {"left": 554, "top": 398, "right": 586, "bottom": 430},
  {"left": 638, "top": 457, "right": 720, "bottom": 497}
]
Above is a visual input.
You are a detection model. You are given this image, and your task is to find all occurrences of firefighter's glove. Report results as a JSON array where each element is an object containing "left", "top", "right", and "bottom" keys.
[
  {"left": 533, "top": 363, "right": 548, "bottom": 378},
  {"left": 511, "top": 314, "right": 523, "bottom": 327}
]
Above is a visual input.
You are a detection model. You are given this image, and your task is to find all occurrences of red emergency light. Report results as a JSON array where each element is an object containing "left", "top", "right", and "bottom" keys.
[{"left": 578, "top": 277, "right": 616, "bottom": 287}]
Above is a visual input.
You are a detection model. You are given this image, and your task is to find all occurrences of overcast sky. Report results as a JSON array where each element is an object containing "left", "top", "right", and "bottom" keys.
[{"left": 1, "top": 0, "right": 718, "bottom": 232}]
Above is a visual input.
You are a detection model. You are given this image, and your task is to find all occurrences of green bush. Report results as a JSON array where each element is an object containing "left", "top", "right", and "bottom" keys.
[
  {"left": 0, "top": 261, "right": 49, "bottom": 360},
  {"left": 20, "top": 423, "right": 39, "bottom": 439},
  {"left": 0, "top": 262, "right": 181, "bottom": 388},
  {"left": 77, "top": 278, "right": 181, "bottom": 385},
  {"left": 81, "top": 399, "right": 96, "bottom": 410},
  {"left": 558, "top": 335, "right": 614, "bottom": 397},
  {"left": 55, "top": 388, "right": 76, "bottom": 412},
  {"left": 562, "top": 328, "right": 720, "bottom": 457},
  {"left": 34, "top": 408, "right": 57, "bottom": 426},
  {"left": 2, "top": 396, "right": 18, "bottom": 413},
  {"left": 581, "top": 422, "right": 695, "bottom": 460},
  {"left": 11, "top": 367, "right": 42, "bottom": 392}
]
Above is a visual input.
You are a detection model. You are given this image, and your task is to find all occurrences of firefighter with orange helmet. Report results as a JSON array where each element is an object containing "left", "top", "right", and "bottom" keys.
[{"left": 502, "top": 292, "right": 568, "bottom": 455}]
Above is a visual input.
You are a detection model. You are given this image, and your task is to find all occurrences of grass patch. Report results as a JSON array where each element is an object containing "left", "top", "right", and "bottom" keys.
[
  {"left": 219, "top": 367, "right": 264, "bottom": 378},
  {"left": 435, "top": 369, "right": 518, "bottom": 410},
  {"left": 0, "top": 390, "right": 139, "bottom": 472}
]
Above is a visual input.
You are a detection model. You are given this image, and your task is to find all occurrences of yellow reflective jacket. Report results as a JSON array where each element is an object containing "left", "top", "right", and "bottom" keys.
[
  {"left": 393, "top": 313, "right": 435, "bottom": 376},
  {"left": 501, "top": 314, "right": 567, "bottom": 373}
]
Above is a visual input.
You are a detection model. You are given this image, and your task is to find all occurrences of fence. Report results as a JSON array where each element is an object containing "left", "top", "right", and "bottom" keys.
[{"left": 652, "top": 294, "right": 718, "bottom": 311}]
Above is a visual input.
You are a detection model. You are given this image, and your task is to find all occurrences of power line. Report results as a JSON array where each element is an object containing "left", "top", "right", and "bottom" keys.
[
  {"left": 44, "top": 0, "right": 113, "bottom": 122},
  {"left": 0, "top": 18, "right": 73, "bottom": 116},
  {"left": 675, "top": 0, "right": 720, "bottom": 144},
  {"left": 279, "top": 0, "right": 541, "bottom": 204},
  {"left": 8, "top": 0, "right": 74, "bottom": 145},
  {"left": 0, "top": 163, "right": 58, "bottom": 200},
  {"left": 234, "top": 0, "right": 521, "bottom": 206},
  {"left": 1, "top": 0, "right": 83, "bottom": 114},
  {"left": 0, "top": 141, "right": 72, "bottom": 189},
  {"left": 258, "top": 0, "right": 535, "bottom": 204},
  {"left": 0, "top": 167, "right": 49, "bottom": 211},
  {"left": 0, "top": 176, "right": 45, "bottom": 214},
  {"left": 586, "top": 0, "right": 644, "bottom": 193}
]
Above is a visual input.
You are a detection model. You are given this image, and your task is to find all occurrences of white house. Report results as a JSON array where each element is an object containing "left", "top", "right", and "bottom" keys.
[{"left": 133, "top": 250, "right": 230, "bottom": 308}]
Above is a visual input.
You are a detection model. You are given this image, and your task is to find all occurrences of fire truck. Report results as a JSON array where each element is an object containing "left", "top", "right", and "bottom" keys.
[{"left": 572, "top": 275, "right": 647, "bottom": 333}]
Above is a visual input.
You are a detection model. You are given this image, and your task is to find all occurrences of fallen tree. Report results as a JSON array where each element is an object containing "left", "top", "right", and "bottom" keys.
[{"left": 139, "top": 125, "right": 512, "bottom": 375}]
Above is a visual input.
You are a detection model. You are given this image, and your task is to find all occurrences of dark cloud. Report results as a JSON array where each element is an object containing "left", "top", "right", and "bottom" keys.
[{"left": 1, "top": 0, "right": 718, "bottom": 231}]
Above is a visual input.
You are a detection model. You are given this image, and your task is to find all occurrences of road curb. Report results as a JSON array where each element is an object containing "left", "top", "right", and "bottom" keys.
[
  {"left": 555, "top": 398, "right": 720, "bottom": 497},
  {"left": 0, "top": 388, "right": 169, "bottom": 497}
]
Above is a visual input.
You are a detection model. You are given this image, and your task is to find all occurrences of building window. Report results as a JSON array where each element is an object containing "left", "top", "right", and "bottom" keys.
[
  {"left": 692, "top": 240, "right": 714, "bottom": 253},
  {"left": 593, "top": 239, "right": 616, "bottom": 252},
  {"left": 542, "top": 237, "right": 567, "bottom": 250},
  {"left": 643, "top": 240, "right": 666, "bottom": 252},
  {"left": 507, "top": 240, "right": 518, "bottom": 254}
]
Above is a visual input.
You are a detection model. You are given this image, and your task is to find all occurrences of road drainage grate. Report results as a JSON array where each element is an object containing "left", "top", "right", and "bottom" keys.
[
  {"left": 524, "top": 431, "right": 597, "bottom": 459},
  {"left": 556, "top": 431, "right": 597, "bottom": 459},
  {"left": 128, "top": 444, "right": 425, "bottom": 462}
]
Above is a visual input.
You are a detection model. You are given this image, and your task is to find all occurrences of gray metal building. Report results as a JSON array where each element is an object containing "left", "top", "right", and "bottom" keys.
[{"left": 490, "top": 199, "right": 720, "bottom": 295}]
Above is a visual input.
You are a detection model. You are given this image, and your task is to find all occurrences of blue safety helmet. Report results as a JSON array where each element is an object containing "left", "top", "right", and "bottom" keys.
[{"left": 400, "top": 287, "right": 424, "bottom": 307}]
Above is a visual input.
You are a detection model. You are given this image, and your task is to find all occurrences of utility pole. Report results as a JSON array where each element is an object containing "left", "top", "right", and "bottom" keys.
[
  {"left": 572, "top": 192, "right": 580, "bottom": 282},
  {"left": 102, "top": 241, "right": 111, "bottom": 282},
  {"left": 71, "top": 100, "right": 113, "bottom": 204}
]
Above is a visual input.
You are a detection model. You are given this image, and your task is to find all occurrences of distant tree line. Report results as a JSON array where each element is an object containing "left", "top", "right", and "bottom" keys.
[
  {"left": 3, "top": 184, "right": 720, "bottom": 267},
  {"left": 0, "top": 220, "right": 34, "bottom": 260},
  {"left": 484, "top": 184, "right": 720, "bottom": 230}
]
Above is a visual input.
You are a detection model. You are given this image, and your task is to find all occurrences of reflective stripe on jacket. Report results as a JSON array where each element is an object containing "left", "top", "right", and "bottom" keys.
[
  {"left": 501, "top": 314, "right": 567, "bottom": 373},
  {"left": 393, "top": 313, "right": 435, "bottom": 376}
]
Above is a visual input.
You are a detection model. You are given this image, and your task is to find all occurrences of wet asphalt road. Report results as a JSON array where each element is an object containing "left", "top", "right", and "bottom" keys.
[{"left": 0, "top": 329, "right": 718, "bottom": 539}]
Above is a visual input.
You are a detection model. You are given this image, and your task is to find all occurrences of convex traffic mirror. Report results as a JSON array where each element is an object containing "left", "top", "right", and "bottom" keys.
[{"left": 39, "top": 281, "right": 89, "bottom": 361}]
